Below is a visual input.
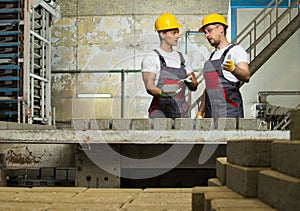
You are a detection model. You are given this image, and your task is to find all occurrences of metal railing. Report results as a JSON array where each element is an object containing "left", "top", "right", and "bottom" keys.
[{"left": 231, "top": 0, "right": 300, "bottom": 76}]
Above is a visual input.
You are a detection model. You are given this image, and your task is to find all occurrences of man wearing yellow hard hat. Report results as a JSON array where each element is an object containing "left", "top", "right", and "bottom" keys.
[
  {"left": 197, "top": 13, "right": 250, "bottom": 119},
  {"left": 141, "top": 13, "right": 198, "bottom": 118}
]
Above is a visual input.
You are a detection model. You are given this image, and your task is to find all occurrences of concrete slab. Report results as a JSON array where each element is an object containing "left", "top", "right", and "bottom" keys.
[
  {"left": 238, "top": 118, "right": 259, "bottom": 130},
  {"left": 111, "top": 119, "right": 131, "bottom": 130},
  {"left": 195, "top": 118, "right": 213, "bottom": 130},
  {"left": 7, "top": 122, "right": 27, "bottom": 130},
  {"left": 213, "top": 208, "right": 277, "bottom": 211},
  {"left": 71, "top": 119, "right": 89, "bottom": 130},
  {"left": 192, "top": 186, "right": 231, "bottom": 211},
  {"left": 226, "top": 162, "right": 267, "bottom": 197},
  {"left": 204, "top": 191, "right": 244, "bottom": 211},
  {"left": 14, "top": 191, "right": 77, "bottom": 202},
  {"left": 0, "top": 202, "right": 51, "bottom": 210},
  {"left": 152, "top": 118, "right": 174, "bottom": 130},
  {"left": 0, "top": 192, "right": 19, "bottom": 201},
  {"left": 122, "top": 203, "right": 191, "bottom": 211},
  {"left": 0, "top": 121, "right": 8, "bottom": 130},
  {"left": 216, "top": 157, "right": 227, "bottom": 185},
  {"left": 271, "top": 140, "right": 300, "bottom": 178},
  {"left": 65, "top": 192, "right": 137, "bottom": 203},
  {"left": 0, "top": 121, "right": 55, "bottom": 130},
  {"left": 49, "top": 202, "right": 122, "bottom": 210},
  {"left": 130, "top": 193, "right": 191, "bottom": 204},
  {"left": 207, "top": 178, "right": 223, "bottom": 187},
  {"left": 0, "top": 187, "right": 31, "bottom": 192},
  {"left": 258, "top": 169, "right": 300, "bottom": 211},
  {"left": 32, "top": 124, "right": 56, "bottom": 130},
  {"left": 144, "top": 188, "right": 192, "bottom": 193},
  {"left": 131, "top": 118, "right": 150, "bottom": 130},
  {"left": 217, "top": 118, "right": 236, "bottom": 130},
  {"left": 90, "top": 119, "right": 111, "bottom": 130},
  {"left": 29, "top": 187, "right": 87, "bottom": 193},
  {"left": 121, "top": 189, "right": 192, "bottom": 210},
  {"left": 174, "top": 118, "right": 194, "bottom": 130},
  {"left": 210, "top": 198, "right": 275, "bottom": 211},
  {"left": 0, "top": 129, "right": 289, "bottom": 144},
  {"left": 85, "top": 188, "right": 143, "bottom": 193},
  {"left": 227, "top": 139, "right": 272, "bottom": 167}
]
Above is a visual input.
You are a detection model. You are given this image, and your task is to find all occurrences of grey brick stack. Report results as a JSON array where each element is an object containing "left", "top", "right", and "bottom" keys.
[{"left": 192, "top": 108, "right": 300, "bottom": 211}]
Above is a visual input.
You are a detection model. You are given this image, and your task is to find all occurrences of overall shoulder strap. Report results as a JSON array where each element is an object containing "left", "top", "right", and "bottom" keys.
[
  {"left": 208, "top": 51, "right": 215, "bottom": 60},
  {"left": 177, "top": 51, "right": 185, "bottom": 67},
  {"left": 209, "top": 44, "right": 236, "bottom": 60},
  {"left": 222, "top": 44, "right": 236, "bottom": 58},
  {"left": 153, "top": 49, "right": 166, "bottom": 66}
]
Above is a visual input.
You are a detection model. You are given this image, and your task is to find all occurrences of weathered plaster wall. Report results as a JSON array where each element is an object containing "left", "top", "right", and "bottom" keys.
[{"left": 51, "top": 0, "right": 228, "bottom": 121}]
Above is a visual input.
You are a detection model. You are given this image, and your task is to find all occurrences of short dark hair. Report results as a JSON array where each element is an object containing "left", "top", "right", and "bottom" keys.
[{"left": 214, "top": 23, "right": 227, "bottom": 35}]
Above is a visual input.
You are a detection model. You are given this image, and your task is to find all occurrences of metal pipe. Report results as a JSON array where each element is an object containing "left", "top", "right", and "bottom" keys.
[
  {"left": 258, "top": 91, "right": 300, "bottom": 103},
  {"left": 51, "top": 70, "right": 141, "bottom": 74},
  {"left": 121, "top": 69, "right": 125, "bottom": 118},
  {"left": 184, "top": 30, "right": 201, "bottom": 54}
]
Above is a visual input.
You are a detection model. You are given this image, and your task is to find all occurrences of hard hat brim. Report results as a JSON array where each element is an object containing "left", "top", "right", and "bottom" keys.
[
  {"left": 155, "top": 24, "right": 182, "bottom": 32},
  {"left": 198, "top": 22, "right": 228, "bottom": 32}
]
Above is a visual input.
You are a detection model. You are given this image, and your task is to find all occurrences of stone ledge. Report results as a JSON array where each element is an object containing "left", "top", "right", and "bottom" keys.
[{"left": 0, "top": 130, "right": 289, "bottom": 144}]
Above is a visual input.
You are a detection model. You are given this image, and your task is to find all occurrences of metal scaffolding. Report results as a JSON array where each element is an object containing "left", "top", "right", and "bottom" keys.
[{"left": 0, "top": 0, "right": 60, "bottom": 124}]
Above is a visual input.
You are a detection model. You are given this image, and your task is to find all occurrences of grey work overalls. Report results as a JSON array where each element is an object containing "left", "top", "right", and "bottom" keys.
[
  {"left": 148, "top": 49, "right": 189, "bottom": 119},
  {"left": 203, "top": 45, "right": 244, "bottom": 118}
]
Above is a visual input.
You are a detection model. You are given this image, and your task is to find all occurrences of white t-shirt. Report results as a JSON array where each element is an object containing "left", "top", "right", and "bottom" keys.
[
  {"left": 141, "top": 48, "right": 193, "bottom": 86},
  {"left": 210, "top": 44, "right": 249, "bottom": 82}
]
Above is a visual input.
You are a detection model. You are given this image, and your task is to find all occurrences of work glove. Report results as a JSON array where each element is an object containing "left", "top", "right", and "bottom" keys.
[
  {"left": 221, "top": 54, "right": 235, "bottom": 73},
  {"left": 196, "top": 111, "right": 203, "bottom": 119},
  {"left": 160, "top": 88, "right": 182, "bottom": 98},
  {"left": 179, "top": 76, "right": 192, "bottom": 87}
]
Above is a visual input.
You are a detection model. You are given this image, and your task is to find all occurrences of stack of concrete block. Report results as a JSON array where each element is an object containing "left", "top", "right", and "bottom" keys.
[
  {"left": 193, "top": 139, "right": 299, "bottom": 210},
  {"left": 192, "top": 186, "right": 276, "bottom": 211},
  {"left": 192, "top": 108, "right": 300, "bottom": 211},
  {"left": 258, "top": 140, "right": 300, "bottom": 211}
]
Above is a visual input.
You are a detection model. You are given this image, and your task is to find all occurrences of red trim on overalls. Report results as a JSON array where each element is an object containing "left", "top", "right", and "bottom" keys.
[
  {"left": 149, "top": 97, "right": 160, "bottom": 115},
  {"left": 222, "top": 88, "right": 238, "bottom": 108}
]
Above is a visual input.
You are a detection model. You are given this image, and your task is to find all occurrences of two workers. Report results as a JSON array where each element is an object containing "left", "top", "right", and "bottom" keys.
[{"left": 142, "top": 13, "right": 250, "bottom": 119}]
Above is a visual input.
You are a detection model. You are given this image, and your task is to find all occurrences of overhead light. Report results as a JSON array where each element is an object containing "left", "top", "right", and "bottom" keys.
[{"left": 77, "top": 93, "right": 112, "bottom": 98}]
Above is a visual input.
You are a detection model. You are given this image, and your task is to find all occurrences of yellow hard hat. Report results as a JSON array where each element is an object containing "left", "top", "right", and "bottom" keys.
[
  {"left": 155, "top": 13, "right": 182, "bottom": 31},
  {"left": 198, "top": 13, "right": 228, "bottom": 32}
]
